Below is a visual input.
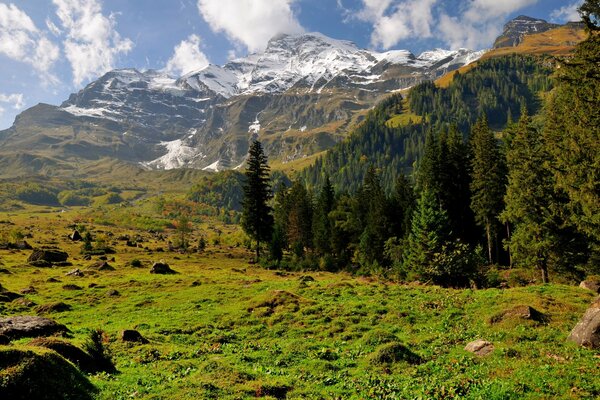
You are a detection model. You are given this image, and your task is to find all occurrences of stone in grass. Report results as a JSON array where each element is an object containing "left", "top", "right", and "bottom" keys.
[
  {"left": 62, "top": 284, "right": 83, "bottom": 291},
  {"left": 150, "top": 262, "right": 176, "bottom": 275},
  {"left": 27, "top": 248, "right": 69, "bottom": 264},
  {"left": 106, "top": 289, "right": 120, "bottom": 297},
  {"left": 66, "top": 268, "right": 84, "bottom": 277},
  {"left": 0, "top": 315, "right": 69, "bottom": 340},
  {"left": 0, "top": 284, "right": 23, "bottom": 302},
  {"left": 568, "top": 297, "right": 600, "bottom": 349},
  {"left": 579, "top": 280, "right": 600, "bottom": 294},
  {"left": 121, "top": 329, "right": 148, "bottom": 344},
  {"left": 369, "top": 342, "right": 422, "bottom": 365},
  {"left": 20, "top": 286, "right": 37, "bottom": 294},
  {"left": 465, "top": 339, "right": 494, "bottom": 356},
  {"left": 489, "top": 305, "right": 547, "bottom": 324},
  {"left": 86, "top": 261, "right": 115, "bottom": 271},
  {"left": 35, "top": 302, "right": 72, "bottom": 314}
]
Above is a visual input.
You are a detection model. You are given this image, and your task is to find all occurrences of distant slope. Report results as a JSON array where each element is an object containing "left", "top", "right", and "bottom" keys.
[{"left": 436, "top": 23, "right": 586, "bottom": 88}]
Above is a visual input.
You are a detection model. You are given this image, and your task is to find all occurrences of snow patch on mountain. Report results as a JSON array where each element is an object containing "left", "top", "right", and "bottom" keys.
[
  {"left": 202, "top": 160, "right": 220, "bottom": 172},
  {"left": 142, "top": 139, "right": 202, "bottom": 170}
]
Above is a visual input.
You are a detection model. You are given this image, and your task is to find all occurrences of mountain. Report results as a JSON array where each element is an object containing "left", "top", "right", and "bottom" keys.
[
  {"left": 0, "top": 32, "right": 484, "bottom": 176},
  {"left": 493, "top": 16, "right": 560, "bottom": 48}
]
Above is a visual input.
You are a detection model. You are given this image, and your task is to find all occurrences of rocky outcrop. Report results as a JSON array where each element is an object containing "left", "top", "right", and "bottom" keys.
[
  {"left": 0, "top": 315, "right": 69, "bottom": 340},
  {"left": 465, "top": 340, "right": 494, "bottom": 356},
  {"left": 568, "top": 297, "right": 600, "bottom": 349}
]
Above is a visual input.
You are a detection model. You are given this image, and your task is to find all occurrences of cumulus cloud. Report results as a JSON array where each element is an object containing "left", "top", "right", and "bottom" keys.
[
  {"left": 438, "top": 0, "right": 538, "bottom": 49},
  {"left": 197, "top": 0, "right": 304, "bottom": 52},
  {"left": 0, "top": 93, "right": 25, "bottom": 116},
  {"left": 0, "top": 3, "right": 60, "bottom": 83},
  {"left": 165, "top": 34, "right": 210, "bottom": 76},
  {"left": 550, "top": 1, "right": 582, "bottom": 23},
  {"left": 356, "top": 0, "right": 539, "bottom": 50},
  {"left": 53, "top": 0, "right": 133, "bottom": 86}
]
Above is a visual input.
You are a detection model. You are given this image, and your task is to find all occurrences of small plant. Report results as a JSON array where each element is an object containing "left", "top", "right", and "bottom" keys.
[
  {"left": 130, "top": 259, "right": 142, "bottom": 268},
  {"left": 83, "top": 329, "right": 116, "bottom": 373}
]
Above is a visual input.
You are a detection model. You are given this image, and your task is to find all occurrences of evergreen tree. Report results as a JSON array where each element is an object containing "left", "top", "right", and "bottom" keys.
[
  {"left": 313, "top": 175, "right": 335, "bottom": 256},
  {"left": 286, "top": 180, "right": 313, "bottom": 256},
  {"left": 390, "top": 174, "right": 415, "bottom": 239},
  {"left": 501, "top": 111, "right": 560, "bottom": 283},
  {"left": 403, "top": 189, "right": 450, "bottom": 281},
  {"left": 241, "top": 140, "right": 273, "bottom": 260},
  {"left": 416, "top": 129, "right": 440, "bottom": 195},
  {"left": 543, "top": 2, "right": 600, "bottom": 247},
  {"left": 469, "top": 115, "right": 506, "bottom": 263}
]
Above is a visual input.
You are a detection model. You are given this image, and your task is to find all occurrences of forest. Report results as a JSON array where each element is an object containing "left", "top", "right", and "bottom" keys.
[{"left": 241, "top": 15, "right": 599, "bottom": 287}]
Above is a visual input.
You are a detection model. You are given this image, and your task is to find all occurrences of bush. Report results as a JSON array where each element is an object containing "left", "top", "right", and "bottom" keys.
[
  {"left": 16, "top": 184, "right": 59, "bottom": 206},
  {"left": 58, "top": 191, "right": 91, "bottom": 207}
]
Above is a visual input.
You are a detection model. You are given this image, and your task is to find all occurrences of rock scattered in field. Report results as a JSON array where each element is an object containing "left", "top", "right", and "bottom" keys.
[
  {"left": 46, "top": 277, "right": 61, "bottom": 283},
  {"left": 0, "top": 268, "right": 11, "bottom": 274},
  {"left": 465, "top": 339, "right": 494, "bottom": 356},
  {"left": 0, "top": 284, "right": 23, "bottom": 302},
  {"left": 568, "top": 297, "right": 600, "bottom": 349},
  {"left": 35, "top": 302, "right": 72, "bottom": 314},
  {"left": 62, "top": 284, "right": 82, "bottom": 291},
  {"left": 13, "top": 297, "right": 36, "bottom": 307},
  {"left": 150, "top": 261, "right": 176, "bottom": 274},
  {"left": 86, "top": 261, "right": 115, "bottom": 271},
  {"left": 20, "top": 286, "right": 36, "bottom": 294},
  {"left": 299, "top": 275, "right": 315, "bottom": 282},
  {"left": 121, "top": 329, "right": 148, "bottom": 344},
  {"left": 27, "top": 248, "right": 69, "bottom": 264},
  {"left": 69, "top": 230, "right": 83, "bottom": 241},
  {"left": 0, "top": 315, "right": 69, "bottom": 339},
  {"left": 106, "top": 289, "right": 120, "bottom": 297},
  {"left": 66, "top": 268, "right": 85, "bottom": 277},
  {"left": 490, "top": 305, "right": 547, "bottom": 324},
  {"left": 579, "top": 280, "right": 600, "bottom": 293}
]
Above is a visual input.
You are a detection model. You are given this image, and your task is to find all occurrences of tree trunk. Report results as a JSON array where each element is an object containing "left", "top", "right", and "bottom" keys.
[
  {"left": 485, "top": 223, "right": 492, "bottom": 264},
  {"left": 506, "top": 223, "right": 512, "bottom": 268},
  {"left": 256, "top": 239, "right": 260, "bottom": 261},
  {"left": 540, "top": 261, "right": 549, "bottom": 284}
]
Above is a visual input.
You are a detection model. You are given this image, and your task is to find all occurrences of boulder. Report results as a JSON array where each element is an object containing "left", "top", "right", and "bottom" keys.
[
  {"left": 65, "top": 268, "right": 84, "bottom": 277},
  {"left": 20, "top": 286, "right": 37, "bottom": 294},
  {"left": 35, "top": 302, "right": 72, "bottom": 314},
  {"left": 106, "top": 289, "right": 120, "bottom": 297},
  {"left": 490, "top": 305, "right": 547, "bottom": 324},
  {"left": 121, "top": 329, "right": 148, "bottom": 344},
  {"left": 86, "top": 261, "right": 115, "bottom": 271},
  {"left": 62, "top": 284, "right": 82, "bottom": 291},
  {"left": 579, "top": 280, "right": 600, "bottom": 293},
  {"left": 465, "top": 339, "right": 494, "bottom": 356},
  {"left": 0, "top": 315, "right": 69, "bottom": 340},
  {"left": 69, "top": 230, "right": 82, "bottom": 241},
  {"left": 0, "top": 284, "right": 23, "bottom": 302},
  {"left": 150, "top": 262, "right": 176, "bottom": 274},
  {"left": 568, "top": 297, "right": 600, "bottom": 348},
  {"left": 27, "top": 248, "right": 68, "bottom": 264}
]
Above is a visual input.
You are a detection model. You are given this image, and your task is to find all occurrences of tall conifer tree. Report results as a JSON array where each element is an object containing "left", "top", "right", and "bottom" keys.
[
  {"left": 469, "top": 115, "right": 506, "bottom": 263},
  {"left": 241, "top": 141, "right": 273, "bottom": 260}
]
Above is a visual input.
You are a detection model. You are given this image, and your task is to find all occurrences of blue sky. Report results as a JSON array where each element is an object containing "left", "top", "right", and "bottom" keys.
[{"left": 0, "top": 0, "right": 583, "bottom": 129}]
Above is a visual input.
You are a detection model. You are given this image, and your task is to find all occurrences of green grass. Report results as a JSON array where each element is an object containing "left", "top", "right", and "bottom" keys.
[
  {"left": 0, "top": 203, "right": 599, "bottom": 399},
  {"left": 385, "top": 113, "right": 423, "bottom": 128}
]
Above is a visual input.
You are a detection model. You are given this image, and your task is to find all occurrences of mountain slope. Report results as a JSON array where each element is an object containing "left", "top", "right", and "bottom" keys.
[{"left": 0, "top": 33, "right": 484, "bottom": 177}]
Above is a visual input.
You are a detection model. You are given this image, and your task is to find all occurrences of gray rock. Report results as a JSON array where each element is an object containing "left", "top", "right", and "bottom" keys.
[
  {"left": 150, "top": 262, "right": 176, "bottom": 274},
  {"left": 0, "top": 315, "right": 69, "bottom": 340},
  {"left": 568, "top": 297, "right": 600, "bottom": 349},
  {"left": 465, "top": 339, "right": 494, "bottom": 356},
  {"left": 121, "top": 329, "right": 148, "bottom": 344},
  {"left": 27, "top": 248, "right": 68, "bottom": 264},
  {"left": 579, "top": 280, "right": 600, "bottom": 293}
]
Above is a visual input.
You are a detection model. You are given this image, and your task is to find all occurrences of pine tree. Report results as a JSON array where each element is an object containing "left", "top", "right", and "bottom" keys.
[
  {"left": 403, "top": 189, "right": 450, "bottom": 280},
  {"left": 469, "top": 115, "right": 506, "bottom": 263},
  {"left": 241, "top": 140, "right": 273, "bottom": 260},
  {"left": 286, "top": 180, "right": 313, "bottom": 257},
  {"left": 543, "top": 2, "right": 600, "bottom": 247},
  {"left": 313, "top": 175, "right": 335, "bottom": 256},
  {"left": 501, "top": 111, "right": 559, "bottom": 283}
]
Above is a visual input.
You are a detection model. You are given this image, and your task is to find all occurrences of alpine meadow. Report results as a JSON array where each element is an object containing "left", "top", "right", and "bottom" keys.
[{"left": 0, "top": 1, "right": 599, "bottom": 399}]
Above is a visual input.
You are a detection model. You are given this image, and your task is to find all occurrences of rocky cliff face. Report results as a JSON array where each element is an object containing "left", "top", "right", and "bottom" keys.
[{"left": 494, "top": 16, "right": 560, "bottom": 48}]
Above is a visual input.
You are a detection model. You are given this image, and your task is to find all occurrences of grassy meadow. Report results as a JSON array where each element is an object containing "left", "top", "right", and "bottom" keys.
[{"left": 0, "top": 194, "right": 599, "bottom": 399}]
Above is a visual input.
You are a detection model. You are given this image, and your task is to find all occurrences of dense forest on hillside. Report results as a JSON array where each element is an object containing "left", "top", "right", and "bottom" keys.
[
  {"left": 300, "top": 55, "right": 554, "bottom": 193},
  {"left": 241, "top": 14, "right": 599, "bottom": 286}
]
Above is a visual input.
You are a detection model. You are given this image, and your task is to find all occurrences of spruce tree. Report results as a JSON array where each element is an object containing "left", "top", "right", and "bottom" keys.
[
  {"left": 469, "top": 115, "right": 506, "bottom": 264},
  {"left": 501, "top": 111, "right": 559, "bottom": 283},
  {"left": 543, "top": 1, "right": 599, "bottom": 247},
  {"left": 241, "top": 140, "right": 273, "bottom": 260},
  {"left": 286, "top": 180, "right": 313, "bottom": 256},
  {"left": 403, "top": 189, "right": 450, "bottom": 280},
  {"left": 313, "top": 175, "right": 335, "bottom": 256}
]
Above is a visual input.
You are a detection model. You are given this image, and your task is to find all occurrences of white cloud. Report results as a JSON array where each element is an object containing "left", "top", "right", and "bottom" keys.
[
  {"left": 438, "top": 0, "right": 539, "bottom": 49},
  {"left": 0, "top": 3, "right": 60, "bottom": 83},
  {"left": 0, "top": 93, "right": 25, "bottom": 113},
  {"left": 165, "top": 34, "right": 210, "bottom": 76},
  {"left": 53, "top": 0, "right": 133, "bottom": 86},
  {"left": 45, "top": 18, "right": 62, "bottom": 35},
  {"left": 197, "top": 0, "right": 304, "bottom": 52},
  {"left": 370, "top": 0, "right": 438, "bottom": 49},
  {"left": 550, "top": 1, "right": 582, "bottom": 23}
]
